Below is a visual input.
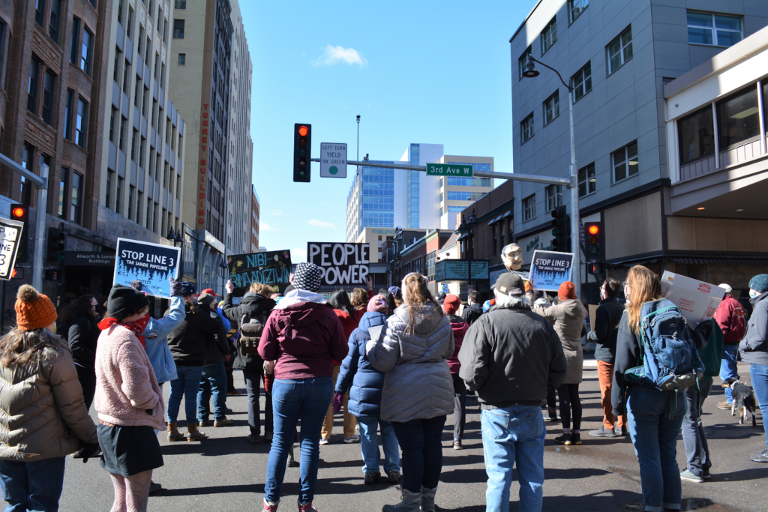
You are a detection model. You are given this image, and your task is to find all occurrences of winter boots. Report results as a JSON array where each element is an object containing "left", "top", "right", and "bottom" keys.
[
  {"left": 167, "top": 422, "right": 184, "bottom": 442},
  {"left": 186, "top": 423, "right": 207, "bottom": 441},
  {"left": 420, "top": 486, "right": 437, "bottom": 512},
  {"left": 382, "top": 488, "right": 421, "bottom": 512}
]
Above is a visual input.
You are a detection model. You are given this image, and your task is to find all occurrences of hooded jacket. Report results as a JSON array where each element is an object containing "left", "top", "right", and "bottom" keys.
[
  {"left": 462, "top": 302, "right": 484, "bottom": 326},
  {"left": 258, "top": 290, "right": 348, "bottom": 380},
  {"left": 367, "top": 302, "right": 454, "bottom": 423},
  {"left": 335, "top": 311, "right": 388, "bottom": 417},
  {"left": 715, "top": 294, "right": 747, "bottom": 344},
  {"left": 459, "top": 298, "right": 566, "bottom": 408},
  {"left": 142, "top": 296, "right": 185, "bottom": 384},
  {"left": 740, "top": 291, "right": 768, "bottom": 365},
  {"left": 446, "top": 314, "right": 469, "bottom": 375},
  {"left": 592, "top": 297, "right": 624, "bottom": 364},
  {"left": 533, "top": 298, "right": 588, "bottom": 384},
  {"left": 202, "top": 308, "right": 232, "bottom": 366},
  {"left": 222, "top": 292, "right": 276, "bottom": 329},
  {"left": 167, "top": 302, "right": 221, "bottom": 366},
  {"left": 65, "top": 314, "right": 100, "bottom": 370},
  {"left": 333, "top": 309, "right": 359, "bottom": 365},
  {"left": 0, "top": 341, "right": 98, "bottom": 461}
]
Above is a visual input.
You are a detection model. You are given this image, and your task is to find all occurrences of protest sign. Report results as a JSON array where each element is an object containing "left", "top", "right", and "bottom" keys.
[
  {"left": 113, "top": 238, "right": 181, "bottom": 298},
  {"left": 228, "top": 250, "right": 292, "bottom": 295},
  {"left": 660, "top": 271, "right": 726, "bottom": 324},
  {"left": 307, "top": 242, "right": 369, "bottom": 287},
  {"left": 588, "top": 304, "right": 599, "bottom": 331},
  {"left": 529, "top": 250, "right": 574, "bottom": 291}
]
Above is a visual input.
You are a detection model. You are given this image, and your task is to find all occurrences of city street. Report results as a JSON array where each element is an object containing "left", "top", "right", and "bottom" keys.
[{"left": 22, "top": 358, "right": 766, "bottom": 512}]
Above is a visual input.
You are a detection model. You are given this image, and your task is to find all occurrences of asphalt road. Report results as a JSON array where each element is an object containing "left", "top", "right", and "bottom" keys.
[{"left": 12, "top": 359, "right": 768, "bottom": 511}]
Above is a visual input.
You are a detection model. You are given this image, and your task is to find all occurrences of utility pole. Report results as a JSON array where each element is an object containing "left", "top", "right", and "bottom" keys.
[{"left": 356, "top": 115, "right": 360, "bottom": 175}]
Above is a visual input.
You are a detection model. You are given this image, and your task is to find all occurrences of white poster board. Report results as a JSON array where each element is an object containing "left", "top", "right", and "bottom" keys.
[{"left": 660, "top": 271, "right": 727, "bottom": 324}]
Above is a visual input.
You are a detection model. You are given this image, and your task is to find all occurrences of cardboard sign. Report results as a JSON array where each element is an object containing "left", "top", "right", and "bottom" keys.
[
  {"left": 113, "top": 238, "right": 181, "bottom": 298},
  {"left": 529, "top": 250, "right": 574, "bottom": 291},
  {"left": 660, "top": 271, "right": 726, "bottom": 324},
  {"left": 589, "top": 304, "right": 599, "bottom": 331},
  {"left": 0, "top": 217, "right": 24, "bottom": 281},
  {"left": 307, "top": 242, "right": 369, "bottom": 286},
  {"left": 228, "top": 250, "right": 292, "bottom": 296}
]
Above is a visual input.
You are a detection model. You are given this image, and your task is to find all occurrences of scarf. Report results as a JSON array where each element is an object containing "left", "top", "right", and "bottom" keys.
[{"left": 98, "top": 314, "right": 151, "bottom": 348}]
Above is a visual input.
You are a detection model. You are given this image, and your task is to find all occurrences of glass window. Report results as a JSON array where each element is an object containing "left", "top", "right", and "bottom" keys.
[
  {"left": 0, "top": 21, "right": 6, "bottom": 88},
  {"left": 572, "top": 62, "right": 592, "bottom": 102},
  {"left": 173, "top": 19, "right": 184, "bottom": 38},
  {"left": 42, "top": 70, "right": 55, "bottom": 125},
  {"left": 578, "top": 163, "right": 596, "bottom": 197},
  {"left": 70, "top": 17, "right": 80, "bottom": 64},
  {"left": 543, "top": 90, "right": 559, "bottom": 126},
  {"left": 175, "top": 0, "right": 186, "bottom": 8},
  {"left": 447, "top": 191, "right": 487, "bottom": 201},
  {"left": 123, "top": 60, "right": 131, "bottom": 93},
  {"left": 49, "top": 0, "right": 61, "bottom": 43},
  {"left": 687, "top": 12, "right": 742, "bottom": 47},
  {"left": 89, "top": 0, "right": 97, "bottom": 8},
  {"left": 106, "top": 170, "right": 113, "bottom": 209},
  {"left": 678, "top": 105, "right": 715, "bottom": 165},
  {"left": 64, "top": 89, "right": 74, "bottom": 139},
  {"left": 128, "top": 185, "right": 135, "bottom": 222},
  {"left": 717, "top": 85, "right": 760, "bottom": 150},
  {"left": 541, "top": 17, "right": 557, "bottom": 54},
  {"left": 136, "top": 191, "right": 143, "bottom": 225},
  {"left": 518, "top": 46, "right": 532, "bottom": 80},
  {"left": 613, "top": 141, "right": 638, "bottom": 183},
  {"left": 137, "top": 26, "right": 144, "bottom": 55},
  {"left": 81, "top": 27, "right": 93, "bottom": 75},
  {"left": 116, "top": 176, "right": 124, "bottom": 215},
  {"left": 71, "top": 172, "right": 82, "bottom": 224},
  {"left": 117, "top": 0, "right": 123, "bottom": 24},
  {"left": 76, "top": 96, "right": 87, "bottom": 147},
  {"left": 178, "top": 53, "right": 185, "bottom": 65},
  {"left": 131, "top": 129, "right": 138, "bottom": 161},
  {"left": 127, "top": 7, "right": 134, "bottom": 37},
  {"left": 21, "top": 143, "right": 33, "bottom": 204},
  {"left": 608, "top": 27, "right": 632, "bottom": 74},
  {"left": 521, "top": 113, "right": 534, "bottom": 144},
  {"left": 523, "top": 194, "right": 536, "bottom": 222},
  {"left": 58, "top": 166, "right": 68, "bottom": 219},
  {"left": 28, "top": 56, "right": 39, "bottom": 114},
  {"left": 764, "top": 82, "right": 768, "bottom": 133},
  {"left": 119, "top": 117, "right": 127, "bottom": 151},
  {"left": 569, "top": 0, "right": 588, "bottom": 24},
  {"left": 35, "top": 0, "right": 46, "bottom": 27},
  {"left": 545, "top": 185, "right": 563, "bottom": 212}
]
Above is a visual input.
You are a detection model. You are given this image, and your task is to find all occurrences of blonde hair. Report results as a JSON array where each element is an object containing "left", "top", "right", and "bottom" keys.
[
  {"left": 401, "top": 273, "right": 442, "bottom": 333},
  {"left": 248, "top": 282, "right": 273, "bottom": 296},
  {"left": 625, "top": 265, "right": 663, "bottom": 334}
]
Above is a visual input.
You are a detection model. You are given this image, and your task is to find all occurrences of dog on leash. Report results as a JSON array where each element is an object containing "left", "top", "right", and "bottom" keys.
[{"left": 722, "top": 378, "right": 758, "bottom": 427}]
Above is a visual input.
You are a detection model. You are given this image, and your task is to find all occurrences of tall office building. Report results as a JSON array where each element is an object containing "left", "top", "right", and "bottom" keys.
[
  {"left": 510, "top": 0, "right": 767, "bottom": 296},
  {"left": 225, "top": 0, "right": 253, "bottom": 255},
  {"left": 170, "top": 0, "right": 233, "bottom": 287},
  {"left": 346, "top": 144, "right": 493, "bottom": 242},
  {"left": 250, "top": 185, "right": 259, "bottom": 253}
]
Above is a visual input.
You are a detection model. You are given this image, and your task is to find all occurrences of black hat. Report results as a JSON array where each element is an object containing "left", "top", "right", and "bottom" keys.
[
  {"left": 197, "top": 294, "right": 216, "bottom": 308},
  {"left": 108, "top": 285, "right": 150, "bottom": 318},
  {"left": 435, "top": 292, "right": 446, "bottom": 304},
  {"left": 179, "top": 282, "right": 197, "bottom": 297},
  {"left": 493, "top": 273, "right": 525, "bottom": 296}
]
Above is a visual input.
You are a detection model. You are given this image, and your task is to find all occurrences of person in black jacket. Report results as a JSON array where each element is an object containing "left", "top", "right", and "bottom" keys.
[
  {"left": 166, "top": 285, "right": 220, "bottom": 442},
  {"left": 587, "top": 278, "right": 627, "bottom": 438},
  {"left": 58, "top": 294, "right": 100, "bottom": 410},
  {"left": 461, "top": 289, "right": 484, "bottom": 326},
  {"left": 196, "top": 294, "right": 233, "bottom": 428}
]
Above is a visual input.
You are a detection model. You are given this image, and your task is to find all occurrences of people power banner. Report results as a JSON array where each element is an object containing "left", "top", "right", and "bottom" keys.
[
  {"left": 227, "top": 250, "right": 292, "bottom": 296},
  {"left": 307, "top": 242, "right": 369, "bottom": 287},
  {"left": 529, "top": 250, "right": 574, "bottom": 292},
  {"left": 113, "top": 238, "right": 181, "bottom": 298}
]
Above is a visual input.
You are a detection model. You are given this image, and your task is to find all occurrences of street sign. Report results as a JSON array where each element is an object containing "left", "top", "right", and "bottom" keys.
[
  {"left": 426, "top": 163, "right": 473, "bottom": 177},
  {"left": 0, "top": 217, "right": 24, "bottom": 281},
  {"left": 320, "top": 143, "right": 347, "bottom": 178}
]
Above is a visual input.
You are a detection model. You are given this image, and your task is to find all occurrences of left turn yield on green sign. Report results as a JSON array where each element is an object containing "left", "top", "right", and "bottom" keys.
[{"left": 320, "top": 143, "right": 347, "bottom": 178}]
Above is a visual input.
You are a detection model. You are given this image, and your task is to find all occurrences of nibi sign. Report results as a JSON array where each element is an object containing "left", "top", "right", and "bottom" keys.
[
  {"left": 320, "top": 143, "right": 347, "bottom": 178},
  {"left": 426, "top": 163, "right": 473, "bottom": 177}
]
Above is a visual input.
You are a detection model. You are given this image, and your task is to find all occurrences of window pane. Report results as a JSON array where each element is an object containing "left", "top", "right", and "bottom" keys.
[
  {"left": 714, "top": 15, "right": 740, "bottom": 31},
  {"left": 64, "top": 89, "right": 73, "bottom": 139},
  {"left": 717, "top": 86, "right": 760, "bottom": 149},
  {"left": 27, "top": 57, "right": 39, "bottom": 113},
  {"left": 687, "top": 12, "right": 713, "bottom": 27},
  {"left": 678, "top": 105, "right": 715, "bottom": 165},
  {"left": 623, "top": 40, "right": 633, "bottom": 61},
  {"left": 688, "top": 27, "right": 713, "bottom": 45},
  {"left": 70, "top": 17, "right": 79, "bottom": 64},
  {"left": 716, "top": 30, "right": 741, "bottom": 47},
  {"left": 627, "top": 142, "right": 638, "bottom": 175}
]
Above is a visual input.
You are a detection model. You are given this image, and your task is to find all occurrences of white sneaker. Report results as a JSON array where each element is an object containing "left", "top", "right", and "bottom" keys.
[
  {"left": 319, "top": 438, "right": 330, "bottom": 445},
  {"left": 344, "top": 435, "right": 360, "bottom": 444}
]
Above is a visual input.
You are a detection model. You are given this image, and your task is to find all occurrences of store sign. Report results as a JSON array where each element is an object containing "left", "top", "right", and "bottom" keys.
[
  {"left": 63, "top": 252, "right": 116, "bottom": 266},
  {"left": 434, "top": 260, "right": 490, "bottom": 282}
]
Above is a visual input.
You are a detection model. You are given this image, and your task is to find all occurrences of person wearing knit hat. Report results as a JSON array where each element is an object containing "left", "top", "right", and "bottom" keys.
[
  {"left": 443, "top": 294, "right": 469, "bottom": 449},
  {"left": 292, "top": 262, "right": 323, "bottom": 293},
  {"left": 367, "top": 294, "right": 390, "bottom": 314},
  {"left": 533, "top": 280, "right": 588, "bottom": 446},
  {"left": 442, "top": 294, "right": 461, "bottom": 316},
  {"left": 0, "top": 285, "right": 100, "bottom": 511},
  {"left": 741, "top": 274, "right": 768, "bottom": 463}
]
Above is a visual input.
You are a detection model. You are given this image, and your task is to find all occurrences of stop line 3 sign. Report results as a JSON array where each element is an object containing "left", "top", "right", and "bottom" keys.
[{"left": 320, "top": 143, "right": 347, "bottom": 178}]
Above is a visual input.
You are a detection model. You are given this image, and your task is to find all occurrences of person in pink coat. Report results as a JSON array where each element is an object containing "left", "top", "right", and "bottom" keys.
[{"left": 443, "top": 294, "right": 469, "bottom": 450}]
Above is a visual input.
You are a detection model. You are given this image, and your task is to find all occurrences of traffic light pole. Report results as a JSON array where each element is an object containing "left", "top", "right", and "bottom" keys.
[{"left": 567, "top": 84, "right": 581, "bottom": 299}]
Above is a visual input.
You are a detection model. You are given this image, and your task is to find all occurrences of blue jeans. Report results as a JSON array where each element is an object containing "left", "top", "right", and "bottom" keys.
[
  {"left": 720, "top": 345, "right": 739, "bottom": 403},
  {"left": 167, "top": 365, "right": 204, "bottom": 425},
  {"left": 481, "top": 405, "right": 545, "bottom": 512},
  {"left": 197, "top": 363, "right": 227, "bottom": 422},
  {"left": 681, "top": 379, "right": 712, "bottom": 476},
  {"left": 626, "top": 386, "right": 686, "bottom": 512},
  {"left": 391, "top": 416, "right": 447, "bottom": 493},
  {"left": 751, "top": 363, "right": 768, "bottom": 451},
  {"left": 264, "top": 377, "right": 333, "bottom": 505},
  {"left": 0, "top": 457, "right": 66, "bottom": 512},
  {"left": 357, "top": 415, "right": 400, "bottom": 474}
]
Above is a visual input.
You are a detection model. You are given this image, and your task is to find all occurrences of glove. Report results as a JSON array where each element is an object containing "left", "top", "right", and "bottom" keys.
[
  {"left": 587, "top": 330, "right": 598, "bottom": 342},
  {"left": 264, "top": 373, "right": 274, "bottom": 394},
  {"left": 81, "top": 442, "right": 101, "bottom": 463},
  {"left": 534, "top": 297, "right": 549, "bottom": 307},
  {"left": 332, "top": 392, "right": 343, "bottom": 413},
  {"left": 169, "top": 277, "right": 184, "bottom": 297}
]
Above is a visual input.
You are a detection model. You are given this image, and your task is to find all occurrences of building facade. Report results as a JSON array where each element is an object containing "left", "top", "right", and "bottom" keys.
[
  {"left": 510, "top": 0, "right": 768, "bottom": 297},
  {"left": 250, "top": 184, "right": 259, "bottom": 253}
]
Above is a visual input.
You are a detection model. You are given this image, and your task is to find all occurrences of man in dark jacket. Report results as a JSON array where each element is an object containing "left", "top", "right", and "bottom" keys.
[
  {"left": 714, "top": 284, "right": 747, "bottom": 410},
  {"left": 739, "top": 275, "right": 768, "bottom": 463},
  {"left": 587, "top": 278, "right": 627, "bottom": 437},
  {"left": 196, "top": 293, "right": 234, "bottom": 428},
  {"left": 458, "top": 273, "right": 566, "bottom": 512},
  {"left": 462, "top": 289, "right": 484, "bottom": 326}
]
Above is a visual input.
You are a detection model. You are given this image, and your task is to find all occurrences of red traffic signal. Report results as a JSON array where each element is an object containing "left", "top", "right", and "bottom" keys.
[
  {"left": 11, "top": 206, "right": 27, "bottom": 220},
  {"left": 298, "top": 125, "right": 309, "bottom": 137},
  {"left": 293, "top": 123, "right": 311, "bottom": 183},
  {"left": 588, "top": 224, "right": 599, "bottom": 235}
]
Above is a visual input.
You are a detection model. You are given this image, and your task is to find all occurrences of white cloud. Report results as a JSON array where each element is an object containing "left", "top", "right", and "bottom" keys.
[
  {"left": 261, "top": 222, "right": 278, "bottom": 232},
  {"left": 308, "top": 219, "right": 336, "bottom": 229},
  {"left": 313, "top": 45, "right": 368, "bottom": 67},
  {"left": 271, "top": 209, "right": 283, "bottom": 216}
]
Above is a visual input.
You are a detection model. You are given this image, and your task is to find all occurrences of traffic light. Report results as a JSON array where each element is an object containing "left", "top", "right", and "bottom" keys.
[
  {"left": 10, "top": 204, "right": 29, "bottom": 263},
  {"left": 587, "top": 261, "right": 604, "bottom": 276},
  {"left": 550, "top": 205, "right": 569, "bottom": 251},
  {"left": 584, "top": 222, "right": 604, "bottom": 262},
  {"left": 44, "top": 269, "right": 60, "bottom": 281},
  {"left": 47, "top": 228, "right": 66, "bottom": 264},
  {"left": 293, "top": 123, "right": 311, "bottom": 182}
]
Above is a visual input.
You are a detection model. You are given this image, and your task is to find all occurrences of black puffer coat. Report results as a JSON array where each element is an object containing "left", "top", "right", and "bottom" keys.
[
  {"left": 222, "top": 292, "right": 276, "bottom": 330},
  {"left": 65, "top": 315, "right": 100, "bottom": 369}
]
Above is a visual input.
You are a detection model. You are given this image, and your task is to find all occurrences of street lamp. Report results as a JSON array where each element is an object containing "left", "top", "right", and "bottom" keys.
[{"left": 523, "top": 55, "right": 581, "bottom": 298}]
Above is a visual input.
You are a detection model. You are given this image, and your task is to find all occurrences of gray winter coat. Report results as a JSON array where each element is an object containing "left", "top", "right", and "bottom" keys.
[
  {"left": 367, "top": 302, "right": 454, "bottom": 423},
  {"left": 533, "top": 298, "right": 588, "bottom": 384}
]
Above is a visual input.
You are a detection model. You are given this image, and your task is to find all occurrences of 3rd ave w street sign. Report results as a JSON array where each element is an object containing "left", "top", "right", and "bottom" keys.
[{"left": 426, "top": 163, "right": 473, "bottom": 177}]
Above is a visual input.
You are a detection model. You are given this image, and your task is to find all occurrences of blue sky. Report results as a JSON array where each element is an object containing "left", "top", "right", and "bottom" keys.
[{"left": 240, "top": 0, "right": 538, "bottom": 261}]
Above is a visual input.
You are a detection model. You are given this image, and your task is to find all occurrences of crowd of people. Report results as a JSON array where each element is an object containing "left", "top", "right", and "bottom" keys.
[{"left": 0, "top": 264, "right": 766, "bottom": 512}]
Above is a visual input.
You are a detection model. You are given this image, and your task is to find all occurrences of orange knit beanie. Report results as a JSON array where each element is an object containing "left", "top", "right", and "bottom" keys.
[
  {"left": 15, "top": 285, "right": 58, "bottom": 331},
  {"left": 558, "top": 281, "right": 576, "bottom": 301}
]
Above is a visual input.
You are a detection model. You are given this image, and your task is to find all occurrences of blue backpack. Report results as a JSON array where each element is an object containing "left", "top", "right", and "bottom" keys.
[{"left": 625, "top": 299, "right": 704, "bottom": 391}]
